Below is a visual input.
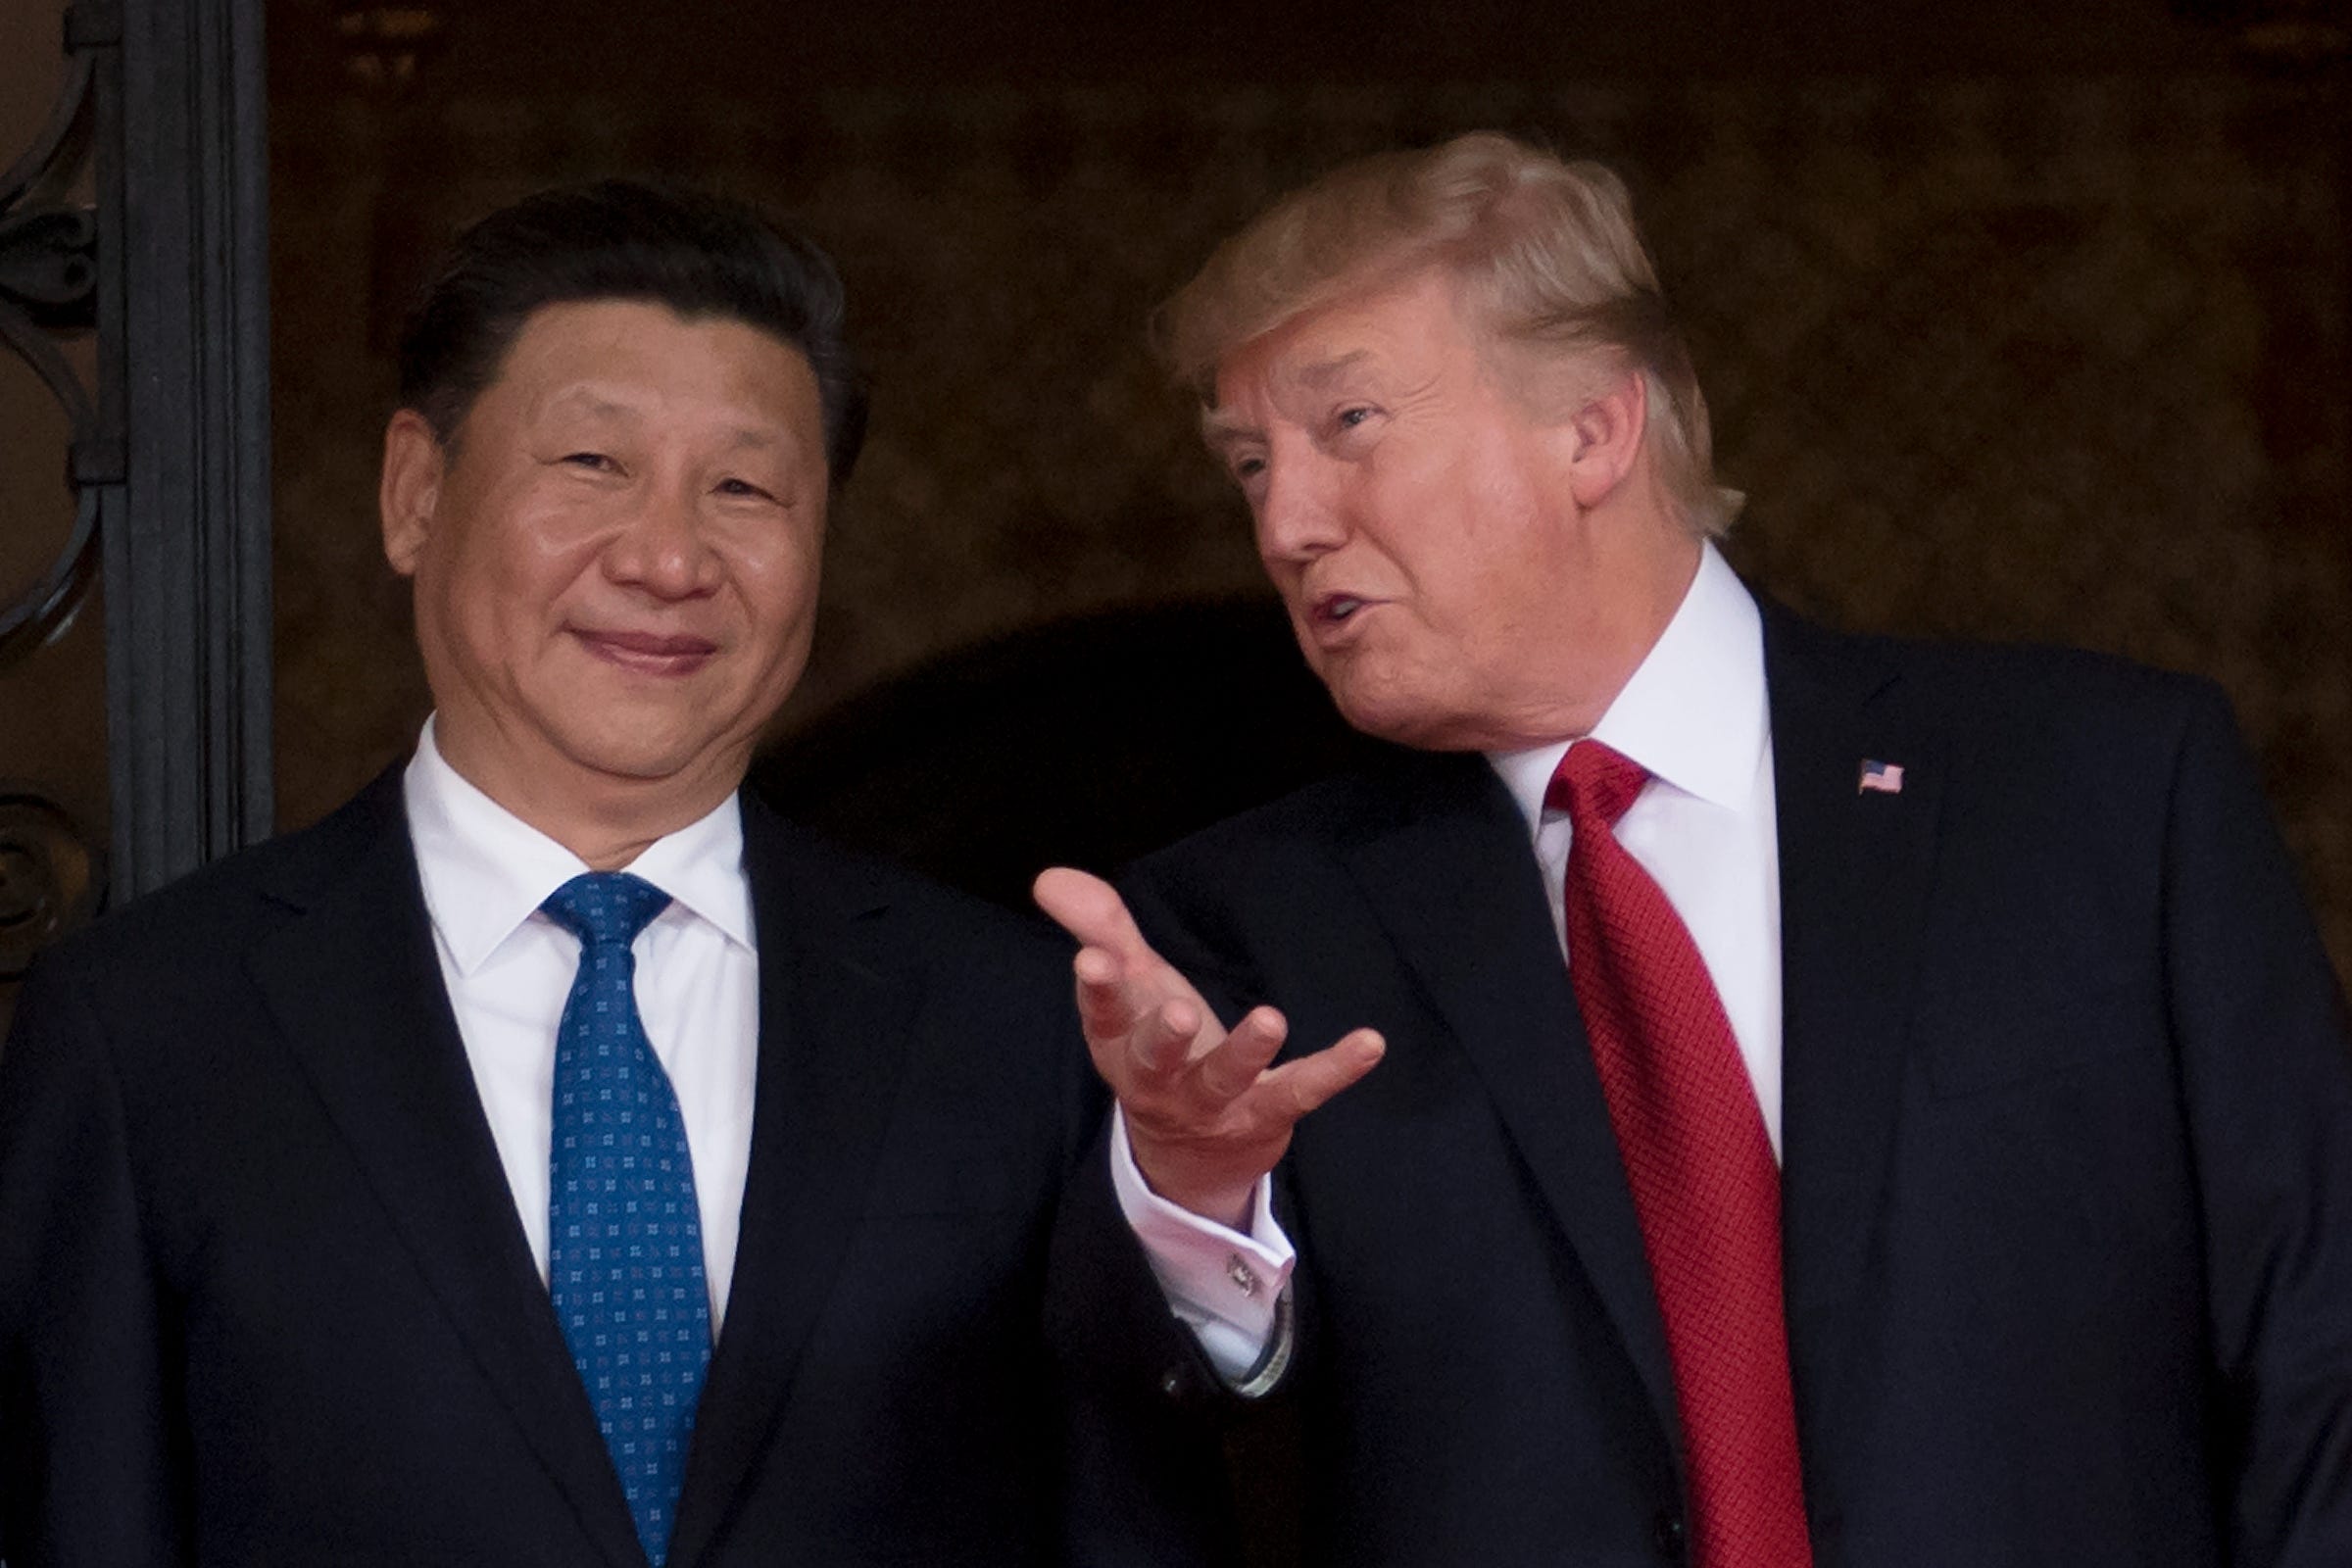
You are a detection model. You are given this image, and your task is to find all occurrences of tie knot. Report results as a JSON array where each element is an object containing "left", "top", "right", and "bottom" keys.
[
  {"left": 1544, "top": 740, "right": 1649, "bottom": 829},
  {"left": 540, "top": 871, "right": 671, "bottom": 950}
]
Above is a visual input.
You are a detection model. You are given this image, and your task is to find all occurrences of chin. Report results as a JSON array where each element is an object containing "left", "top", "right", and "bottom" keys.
[
  {"left": 1332, "top": 686, "right": 1436, "bottom": 750},
  {"left": 1331, "top": 680, "right": 1492, "bottom": 754},
  {"left": 554, "top": 720, "right": 725, "bottom": 787}
]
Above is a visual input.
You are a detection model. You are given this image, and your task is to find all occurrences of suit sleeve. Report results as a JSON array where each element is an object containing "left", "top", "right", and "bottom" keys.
[
  {"left": 2160, "top": 682, "right": 2352, "bottom": 1565},
  {"left": 1107, "top": 866, "right": 1319, "bottom": 1404},
  {"left": 1045, "top": 867, "right": 1293, "bottom": 1568},
  {"left": 0, "top": 956, "right": 189, "bottom": 1567}
]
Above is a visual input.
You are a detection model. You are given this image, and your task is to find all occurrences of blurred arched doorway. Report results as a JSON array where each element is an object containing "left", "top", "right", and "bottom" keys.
[{"left": 755, "top": 596, "right": 1388, "bottom": 910}]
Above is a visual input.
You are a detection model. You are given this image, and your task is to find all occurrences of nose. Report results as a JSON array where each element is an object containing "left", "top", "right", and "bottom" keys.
[
  {"left": 1253, "top": 448, "right": 1348, "bottom": 566},
  {"left": 604, "top": 482, "right": 723, "bottom": 600}
]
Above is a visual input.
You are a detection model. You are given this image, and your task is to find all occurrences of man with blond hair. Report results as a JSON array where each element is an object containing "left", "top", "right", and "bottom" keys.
[{"left": 1038, "top": 133, "right": 2352, "bottom": 1567}]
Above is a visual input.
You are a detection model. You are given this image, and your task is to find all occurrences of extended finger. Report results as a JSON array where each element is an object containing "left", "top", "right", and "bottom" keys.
[
  {"left": 1190, "top": 1005, "right": 1289, "bottom": 1103},
  {"left": 1069, "top": 946, "right": 1145, "bottom": 1045},
  {"left": 1072, "top": 945, "right": 1208, "bottom": 1071},
  {"left": 1249, "top": 1028, "right": 1387, "bottom": 1124},
  {"left": 1125, "top": 993, "right": 1208, "bottom": 1079}
]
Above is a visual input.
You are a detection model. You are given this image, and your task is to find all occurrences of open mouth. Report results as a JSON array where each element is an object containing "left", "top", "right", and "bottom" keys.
[{"left": 1315, "top": 594, "right": 1368, "bottom": 625}]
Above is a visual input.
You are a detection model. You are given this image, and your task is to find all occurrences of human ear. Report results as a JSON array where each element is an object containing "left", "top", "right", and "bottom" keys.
[
  {"left": 1562, "top": 368, "right": 1648, "bottom": 511},
  {"left": 379, "top": 409, "right": 446, "bottom": 578}
]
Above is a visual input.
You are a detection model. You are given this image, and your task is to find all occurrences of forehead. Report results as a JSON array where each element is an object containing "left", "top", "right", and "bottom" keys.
[
  {"left": 488, "top": 299, "right": 817, "bottom": 417},
  {"left": 1207, "top": 269, "right": 1478, "bottom": 428}
]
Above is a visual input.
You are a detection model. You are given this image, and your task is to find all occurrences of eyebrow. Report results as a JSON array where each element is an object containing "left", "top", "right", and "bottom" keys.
[
  {"left": 544, "top": 388, "right": 640, "bottom": 423},
  {"left": 1292, "top": 348, "right": 1371, "bottom": 391},
  {"left": 714, "top": 426, "right": 785, "bottom": 454},
  {"left": 1200, "top": 408, "right": 1259, "bottom": 451},
  {"left": 541, "top": 391, "right": 794, "bottom": 455},
  {"left": 1201, "top": 348, "right": 1380, "bottom": 451}
]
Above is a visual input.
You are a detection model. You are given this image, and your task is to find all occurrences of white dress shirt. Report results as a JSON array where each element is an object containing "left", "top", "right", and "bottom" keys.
[
  {"left": 406, "top": 716, "right": 1274, "bottom": 1357},
  {"left": 1112, "top": 1110, "right": 1297, "bottom": 1381},
  {"left": 1488, "top": 542, "right": 1786, "bottom": 1156},
  {"left": 1156, "top": 543, "right": 1784, "bottom": 1374},
  {"left": 405, "top": 720, "right": 760, "bottom": 1331}
]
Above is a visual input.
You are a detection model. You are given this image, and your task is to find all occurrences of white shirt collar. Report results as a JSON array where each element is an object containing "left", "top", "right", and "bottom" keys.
[
  {"left": 1489, "top": 542, "right": 1768, "bottom": 832},
  {"left": 402, "top": 716, "right": 755, "bottom": 975}
]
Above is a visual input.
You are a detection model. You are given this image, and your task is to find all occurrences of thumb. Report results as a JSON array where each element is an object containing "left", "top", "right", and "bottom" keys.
[{"left": 1032, "top": 866, "right": 1152, "bottom": 962}]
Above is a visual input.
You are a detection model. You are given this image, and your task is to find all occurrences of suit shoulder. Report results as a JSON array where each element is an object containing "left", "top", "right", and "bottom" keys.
[
  {"left": 1769, "top": 597, "right": 2224, "bottom": 726},
  {"left": 1870, "top": 637, "right": 2234, "bottom": 765},
  {"left": 1128, "top": 762, "right": 1396, "bottom": 878},
  {"left": 25, "top": 778, "right": 399, "bottom": 989},
  {"left": 1123, "top": 746, "right": 1490, "bottom": 903},
  {"left": 744, "top": 804, "right": 1066, "bottom": 968},
  {"left": 1897, "top": 635, "right": 2216, "bottom": 707}
]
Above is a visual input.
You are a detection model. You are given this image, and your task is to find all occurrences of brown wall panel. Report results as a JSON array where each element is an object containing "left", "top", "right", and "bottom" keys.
[{"left": 268, "top": 44, "right": 2351, "bottom": 978}]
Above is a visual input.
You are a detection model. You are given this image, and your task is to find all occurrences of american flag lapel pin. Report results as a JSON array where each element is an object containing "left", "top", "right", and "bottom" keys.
[{"left": 1858, "top": 759, "right": 1905, "bottom": 796}]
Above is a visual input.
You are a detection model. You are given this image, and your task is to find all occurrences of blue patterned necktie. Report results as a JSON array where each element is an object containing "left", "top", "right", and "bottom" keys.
[{"left": 542, "top": 871, "right": 712, "bottom": 1567}]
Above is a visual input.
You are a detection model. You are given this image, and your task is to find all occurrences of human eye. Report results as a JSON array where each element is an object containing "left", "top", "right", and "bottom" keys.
[
  {"left": 1225, "top": 450, "right": 1273, "bottom": 499},
  {"left": 559, "top": 451, "right": 618, "bottom": 473},
  {"left": 1333, "top": 404, "right": 1377, "bottom": 434},
  {"left": 712, "top": 474, "right": 779, "bottom": 502}
]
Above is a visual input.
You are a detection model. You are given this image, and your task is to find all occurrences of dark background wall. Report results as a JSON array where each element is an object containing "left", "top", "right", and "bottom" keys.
[{"left": 263, "top": 0, "right": 2351, "bottom": 977}]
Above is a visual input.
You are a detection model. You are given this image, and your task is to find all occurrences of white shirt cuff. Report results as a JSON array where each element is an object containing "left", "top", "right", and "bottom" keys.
[{"left": 1109, "top": 1104, "right": 1295, "bottom": 1383}]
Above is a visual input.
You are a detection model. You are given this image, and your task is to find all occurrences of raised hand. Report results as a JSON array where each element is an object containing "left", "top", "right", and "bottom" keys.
[{"left": 1033, "top": 867, "right": 1385, "bottom": 1229}]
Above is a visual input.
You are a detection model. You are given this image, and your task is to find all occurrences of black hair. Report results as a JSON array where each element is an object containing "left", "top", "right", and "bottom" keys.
[{"left": 396, "top": 179, "right": 869, "bottom": 483}]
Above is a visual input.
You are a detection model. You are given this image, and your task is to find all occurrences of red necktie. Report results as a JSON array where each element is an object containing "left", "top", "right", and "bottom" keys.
[{"left": 1547, "top": 740, "right": 1813, "bottom": 1568}]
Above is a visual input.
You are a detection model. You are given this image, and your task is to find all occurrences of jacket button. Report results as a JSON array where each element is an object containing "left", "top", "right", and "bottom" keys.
[
  {"left": 1158, "top": 1369, "right": 1184, "bottom": 1398},
  {"left": 1652, "top": 1512, "right": 1687, "bottom": 1558}
]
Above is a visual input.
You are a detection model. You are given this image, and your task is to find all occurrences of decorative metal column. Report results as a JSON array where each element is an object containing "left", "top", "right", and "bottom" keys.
[{"left": 110, "top": 0, "right": 274, "bottom": 898}]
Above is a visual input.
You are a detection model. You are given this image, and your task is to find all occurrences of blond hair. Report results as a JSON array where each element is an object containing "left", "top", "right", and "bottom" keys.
[{"left": 1157, "top": 132, "right": 1739, "bottom": 536}]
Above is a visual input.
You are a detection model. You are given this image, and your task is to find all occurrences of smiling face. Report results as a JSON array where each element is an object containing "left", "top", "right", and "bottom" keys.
[
  {"left": 1206, "top": 267, "right": 1693, "bottom": 753},
  {"left": 381, "top": 298, "right": 829, "bottom": 857}
]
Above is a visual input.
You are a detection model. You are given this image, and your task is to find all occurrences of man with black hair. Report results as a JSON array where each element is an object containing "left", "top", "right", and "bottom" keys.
[{"left": 0, "top": 182, "right": 1222, "bottom": 1568}]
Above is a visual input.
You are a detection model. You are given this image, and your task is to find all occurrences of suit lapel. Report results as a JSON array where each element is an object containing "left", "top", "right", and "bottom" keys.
[
  {"left": 1762, "top": 603, "right": 1940, "bottom": 1446},
  {"left": 666, "top": 799, "right": 915, "bottom": 1568},
  {"left": 1341, "top": 754, "right": 1683, "bottom": 1448},
  {"left": 244, "top": 772, "right": 646, "bottom": 1568}
]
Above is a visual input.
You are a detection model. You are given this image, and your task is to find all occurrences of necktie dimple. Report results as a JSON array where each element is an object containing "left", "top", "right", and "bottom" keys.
[
  {"left": 1548, "top": 741, "right": 1813, "bottom": 1568},
  {"left": 542, "top": 871, "right": 711, "bottom": 1568}
]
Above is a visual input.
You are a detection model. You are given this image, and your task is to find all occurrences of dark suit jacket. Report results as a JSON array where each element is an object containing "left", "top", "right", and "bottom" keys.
[
  {"left": 0, "top": 772, "right": 1214, "bottom": 1567},
  {"left": 1088, "top": 604, "right": 2352, "bottom": 1567}
]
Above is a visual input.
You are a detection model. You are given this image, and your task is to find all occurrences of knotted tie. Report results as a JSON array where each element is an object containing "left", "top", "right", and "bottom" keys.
[
  {"left": 1547, "top": 742, "right": 1812, "bottom": 1568},
  {"left": 542, "top": 871, "right": 711, "bottom": 1567}
]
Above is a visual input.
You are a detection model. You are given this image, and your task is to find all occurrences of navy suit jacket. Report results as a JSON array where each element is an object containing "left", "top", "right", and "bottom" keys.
[
  {"left": 1098, "top": 604, "right": 2352, "bottom": 1567},
  {"left": 0, "top": 772, "right": 1218, "bottom": 1567}
]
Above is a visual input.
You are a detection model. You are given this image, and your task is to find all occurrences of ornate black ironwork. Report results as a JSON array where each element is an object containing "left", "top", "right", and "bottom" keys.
[
  {"left": 0, "top": 31, "right": 109, "bottom": 667},
  {"left": 0, "top": 783, "right": 102, "bottom": 981},
  {"left": 3, "top": 0, "right": 275, "bottom": 956}
]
